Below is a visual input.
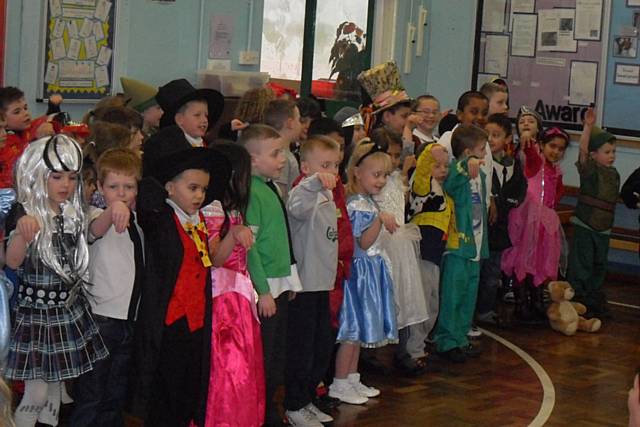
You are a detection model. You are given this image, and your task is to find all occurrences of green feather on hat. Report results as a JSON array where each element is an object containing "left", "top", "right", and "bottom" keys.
[
  {"left": 120, "top": 77, "right": 159, "bottom": 113},
  {"left": 589, "top": 126, "right": 616, "bottom": 152}
]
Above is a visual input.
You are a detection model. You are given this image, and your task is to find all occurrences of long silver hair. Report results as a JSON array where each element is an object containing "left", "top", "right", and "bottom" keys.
[{"left": 14, "top": 135, "right": 89, "bottom": 284}]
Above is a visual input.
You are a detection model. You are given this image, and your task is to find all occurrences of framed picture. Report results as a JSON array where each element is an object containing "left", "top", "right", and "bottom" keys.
[
  {"left": 612, "top": 35, "right": 638, "bottom": 58},
  {"left": 614, "top": 63, "right": 640, "bottom": 85},
  {"left": 627, "top": 0, "right": 640, "bottom": 6}
]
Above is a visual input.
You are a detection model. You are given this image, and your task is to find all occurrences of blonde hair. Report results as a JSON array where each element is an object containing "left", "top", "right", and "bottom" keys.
[
  {"left": 0, "top": 378, "right": 14, "bottom": 427},
  {"left": 345, "top": 141, "right": 391, "bottom": 196},
  {"left": 479, "top": 82, "right": 507, "bottom": 99},
  {"left": 239, "top": 123, "right": 281, "bottom": 154},
  {"left": 299, "top": 135, "right": 339, "bottom": 162},
  {"left": 234, "top": 87, "right": 275, "bottom": 123}
]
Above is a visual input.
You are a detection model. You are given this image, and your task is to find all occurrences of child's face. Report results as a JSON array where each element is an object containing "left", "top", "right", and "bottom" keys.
[
  {"left": 165, "top": 169, "right": 210, "bottom": 215},
  {"left": 287, "top": 107, "right": 303, "bottom": 142},
  {"left": 301, "top": 147, "right": 340, "bottom": 177},
  {"left": 47, "top": 171, "right": 78, "bottom": 209},
  {"left": 387, "top": 143, "right": 402, "bottom": 170},
  {"left": 541, "top": 137, "right": 567, "bottom": 164},
  {"left": 464, "top": 140, "right": 487, "bottom": 160},
  {"left": 485, "top": 122, "right": 511, "bottom": 155},
  {"left": 383, "top": 105, "right": 411, "bottom": 134},
  {"left": 488, "top": 92, "right": 509, "bottom": 115},
  {"left": 518, "top": 115, "right": 538, "bottom": 139},
  {"left": 143, "top": 105, "right": 163, "bottom": 128},
  {"left": 415, "top": 99, "right": 440, "bottom": 132},
  {"left": 590, "top": 142, "right": 616, "bottom": 167},
  {"left": 0, "top": 116, "right": 7, "bottom": 148},
  {"left": 431, "top": 148, "right": 449, "bottom": 183},
  {"left": 129, "top": 128, "right": 144, "bottom": 154},
  {"left": 99, "top": 171, "right": 138, "bottom": 209},
  {"left": 355, "top": 156, "right": 388, "bottom": 196},
  {"left": 457, "top": 98, "right": 489, "bottom": 127},
  {"left": 250, "top": 137, "right": 287, "bottom": 179},
  {"left": 4, "top": 97, "right": 31, "bottom": 131},
  {"left": 175, "top": 100, "right": 208, "bottom": 138},
  {"left": 352, "top": 125, "right": 366, "bottom": 144}
]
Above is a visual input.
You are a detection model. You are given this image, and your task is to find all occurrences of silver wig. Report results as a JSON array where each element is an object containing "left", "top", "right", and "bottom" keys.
[{"left": 14, "top": 134, "right": 89, "bottom": 284}]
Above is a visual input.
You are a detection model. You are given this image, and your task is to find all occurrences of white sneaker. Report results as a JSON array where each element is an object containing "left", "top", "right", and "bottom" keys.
[
  {"left": 347, "top": 373, "right": 380, "bottom": 398},
  {"left": 305, "top": 403, "right": 333, "bottom": 423},
  {"left": 329, "top": 380, "right": 368, "bottom": 405},
  {"left": 285, "top": 407, "right": 323, "bottom": 427},
  {"left": 467, "top": 326, "right": 482, "bottom": 337}
]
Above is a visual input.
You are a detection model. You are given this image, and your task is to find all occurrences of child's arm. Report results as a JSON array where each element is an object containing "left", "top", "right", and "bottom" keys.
[
  {"left": 89, "top": 201, "right": 131, "bottom": 238},
  {"left": 358, "top": 215, "right": 384, "bottom": 250},
  {"left": 5, "top": 215, "right": 40, "bottom": 269},
  {"left": 209, "top": 225, "right": 253, "bottom": 267},
  {"left": 412, "top": 144, "right": 445, "bottom": 196},
  {"left": 579, "top": 107, "right": 596, "bottom": 165},
  {"left": 287, "top": 173, "right": 336, "bottom": 220},
  {"left": 443, "top": 157, "right": 484, "bottom": 195}
]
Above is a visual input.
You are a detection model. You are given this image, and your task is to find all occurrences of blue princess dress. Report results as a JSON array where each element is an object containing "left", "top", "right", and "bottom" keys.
[{"left": 337, "top": 194, "right": 398, "bottom": 347}]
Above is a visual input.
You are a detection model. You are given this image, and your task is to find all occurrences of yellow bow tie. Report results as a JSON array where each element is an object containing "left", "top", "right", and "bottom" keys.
[{"left": 184, "top": 221, "right": 212, "bottom": 268}]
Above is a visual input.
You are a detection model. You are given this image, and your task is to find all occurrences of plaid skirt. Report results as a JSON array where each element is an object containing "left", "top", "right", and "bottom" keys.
[{"left": 4, "top": 288, "right": 109, "bottom": 381}]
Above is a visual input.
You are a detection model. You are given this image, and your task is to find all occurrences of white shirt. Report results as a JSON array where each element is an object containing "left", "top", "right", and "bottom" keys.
[
  {"left": 184, "top": 131, "right": 204, "bottom": 147},
  {"left": 87, "top": 207, "right": 144, "bottom": 320},
  {"left": 413, "top": 128, "right": 437, "bottom": 145}
]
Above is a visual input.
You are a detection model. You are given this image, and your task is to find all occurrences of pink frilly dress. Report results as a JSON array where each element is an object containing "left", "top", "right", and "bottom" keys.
[
  {"left": 204, "top": 201, "right": 265, "bottom": 427},
  {"left": 501, "top": 145, "right": 564, "bottom": 287}
]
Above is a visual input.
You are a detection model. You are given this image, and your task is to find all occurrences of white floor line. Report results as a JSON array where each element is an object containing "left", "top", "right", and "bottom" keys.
[
  {"left": 479, "top": 328, "right": 555, "bottom": 427},
  {"left": 608, "top": 300, "right": 640, "bottom": 310}
]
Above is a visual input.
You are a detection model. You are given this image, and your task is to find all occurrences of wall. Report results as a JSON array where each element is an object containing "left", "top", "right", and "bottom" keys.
[
  {"left": 392, "top": 0, "right": 477, "bottom": 111},
  {"left": 4, "top": 0, "right": 263, "bottom": 120}
]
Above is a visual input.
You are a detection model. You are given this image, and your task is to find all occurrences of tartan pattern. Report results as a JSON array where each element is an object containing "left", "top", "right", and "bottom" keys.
[{"left": 4, "top": 226, "right": 108, "bottom": 381}]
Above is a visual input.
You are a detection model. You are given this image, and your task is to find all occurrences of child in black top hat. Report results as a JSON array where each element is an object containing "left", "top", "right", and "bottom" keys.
[
  {"left": 133, "top": 128, "right": 230, "bottom": 427},
  {"left": 155, "top": 78, "right": 224, "bottom": 147}
]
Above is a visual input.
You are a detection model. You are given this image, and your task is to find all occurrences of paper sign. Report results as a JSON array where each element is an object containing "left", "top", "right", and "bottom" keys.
[
  {"left": 536, "top": 57, "right": 567, "bottom": 67},
  {"left": 614, "top": 64, "right": 640, "bottom": 85},
  {"left": 95, "top": 65, "right": 109, "bottom": 87},
  {"left": 44, "top": 62, "right": 59, "bottom": 84},
  {"left": 67, "top": 19, "right": 79, "bottom": 39},
  {"left": 51, "top": 38, "right": 67, "bottom": 60},
  {"left": 484, "top": 34, "right": 509, "bottom": 77},
  {"left": 63, "top": 7, "right": 94, "bottom": 19},
  {"left": 50, "top": 0, "right": 63, "bottom": 17},
  {"left": 52, "top": 19, "right": 66, "bottom": 38},
  {"left": 96, "top": 46, "right": 112, "bottom": 66},
  {"left": 83, "top": 36, "right": 98, "bottom": 58},
  {"left": 94, "top": 0, "right": 112, "bottom": 22},
  {"left": 569, "top": 61, "right": 597, "bottom": 105},
  {"left": 93, "top": 21, "right": 105, "bottom": 40},
  {"left": 575, "top": 0, "right": 603, "bottom": 41},
  {"left": 59, "top": 60, "right": 95, "bottom": 79},
  {"left": 481, "top": 0, "right": 506, "bottom": 32},
  {"left": 209, "top": 15, "right": 234, "bottom": 59},
  {"left": 80, "top": 18, "right": 93, "bottom": 38},
  {"left": 537, "top": 9, "right": 577, "bottom": 52},
  {"left": 67, "top": 38, "right": 81, "bottom": 60},
  {"left": 511, "top": 13, "right": 537, "bottom": 57}
]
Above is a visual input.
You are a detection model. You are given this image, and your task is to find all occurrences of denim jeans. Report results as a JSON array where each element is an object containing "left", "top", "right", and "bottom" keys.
[{"left": 69, "top": 315, "right": 134, "bottom": 427}]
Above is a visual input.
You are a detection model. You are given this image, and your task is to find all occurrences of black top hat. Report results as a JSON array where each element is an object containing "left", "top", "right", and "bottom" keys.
[
  {"left": 143, "top": 125, "right": 231, "bottom": 206},
  {"left": 156, "top": 78, "right": 224, "bottom": 130}
]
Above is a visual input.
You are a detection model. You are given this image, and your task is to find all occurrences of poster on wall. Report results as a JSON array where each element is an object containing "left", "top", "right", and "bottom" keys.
[
  {"left": 41, "top": 0, "right": 116, "bottom": 101},
  {"left": 537, "top": 8, "right": 577, "bottom": 52},
  {"left": 575, "top": 0, "right": 603, "bottom": 41}
]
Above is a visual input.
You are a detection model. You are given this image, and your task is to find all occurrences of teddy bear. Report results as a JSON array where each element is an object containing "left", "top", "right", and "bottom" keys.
[{"left": 546, "top": 281, "right": 601, "bottom": 336}]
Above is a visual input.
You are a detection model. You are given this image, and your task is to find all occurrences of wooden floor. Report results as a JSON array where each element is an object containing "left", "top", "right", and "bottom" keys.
[{"left": 50, "top": 279, "right": 639, "bottom": 426}]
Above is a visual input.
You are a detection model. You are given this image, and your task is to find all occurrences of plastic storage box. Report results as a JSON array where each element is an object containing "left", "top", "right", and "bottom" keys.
[{"left": 197, "top": 70, "right": 270, "bottom": 97}]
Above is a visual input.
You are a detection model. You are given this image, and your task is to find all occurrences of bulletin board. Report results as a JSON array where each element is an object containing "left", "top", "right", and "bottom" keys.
[
  {"left": 40, "top": 0, "right": 116, "bottom": 101},
  {"left": 601, "top": 0, "right": 640, "bottom": 136},
  {"left": 475, "top": 0, "right": 607, "bottom": 132}
]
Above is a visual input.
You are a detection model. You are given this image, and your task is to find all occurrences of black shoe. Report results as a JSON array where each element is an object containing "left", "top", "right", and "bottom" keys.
[
  {"left": 313, "top": 394, "right": 341, "bottom": 412},
  {"left": 438, "top": 347, "right": 467, "bottom": 363},
  {"left": 359, "top": 351, "right": 391, "bottom": 375},
  {"left": 393, "top": 356, "right": 428, "bottom": 377},
  {"left": 463, "top": 344, "right": 481, "bottom": 358}
]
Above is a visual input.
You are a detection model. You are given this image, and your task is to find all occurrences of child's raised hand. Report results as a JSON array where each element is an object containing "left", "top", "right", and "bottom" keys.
[
  {"left": 520, "top": 134, "right": 535, "bottom": 150},
  {"left": 230, "top": 119, "right": 249, "bottom": 132},
  {"left": 379, "top": 211, "right": 399, "bottom": 234},
  {"left": 405, "top": 113, "right": 423, "bottom": 130},
  {"left": 467, "top": 158, "right": 485, "bottom": 179},
  {"left": 35, "top": 122, "right": 55, "bottom": 139},
  {"left": 316, "top": 173, "right": 337, "bottom": 190},
  {"left": 231, "top": 224, "right": 254, "bottom": 249},
  {"left": 258, "top": 293, "right": 277, "bottom": 318},
  {"left": 16, "top": 215, "right": 40, "bottom": 243},
  {"left": 402, "top": 155, "right": 417, "bottom": 177},
  {"left": 49, "top": 94, "right": 63, "bottom": 106},
  {"left": 583, "top": 107, "right": 596, "bottom": 127},
  {"left": 110, "top": 201, "right": 131, "bottom": 233}
]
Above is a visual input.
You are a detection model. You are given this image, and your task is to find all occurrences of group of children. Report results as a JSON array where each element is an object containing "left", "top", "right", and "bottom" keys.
[{"left": 0, "top": 58, "right": 628, "bottom": 427}]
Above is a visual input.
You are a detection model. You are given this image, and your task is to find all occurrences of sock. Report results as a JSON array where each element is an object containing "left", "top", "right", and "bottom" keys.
[
  {"left": 60, "top": 381, "right": 73, "bottom": 404},
  {"left": 332, "top": 377, "right": 349, "bottom": 388},
  {"left": 37, "top": 381, "right": 61, "bottom": 426},
  {"left": 347, "top": 373, "right": 361, "bottom": 384},
  {"left": 14, "top": 380, "right": 48, "bottom": 427}
]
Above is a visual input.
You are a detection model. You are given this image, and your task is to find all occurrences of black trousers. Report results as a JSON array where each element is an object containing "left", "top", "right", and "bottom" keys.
[
  {"left": 284, "top": 291, "right": 333, "bottom": 411},
  {"left": 146, "top": 318, "right": 203, "bottom": 427},
  {"left": 261, "top": 292, "right": 290, "bottom": 422}
]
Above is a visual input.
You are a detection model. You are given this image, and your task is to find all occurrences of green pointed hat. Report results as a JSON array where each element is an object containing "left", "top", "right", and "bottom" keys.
[
  {"left": 589, "top": 126, "right": 616, "bottom": 152},
  {"left": 120, "top": 77, "right": 159, "bottom": 113}
]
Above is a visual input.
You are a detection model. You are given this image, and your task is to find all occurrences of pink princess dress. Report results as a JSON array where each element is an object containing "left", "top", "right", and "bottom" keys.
[
  {"left": 204, "top": 201, "right": 265, "bottom": 427},
  {"left": 501, "top": 144, "right": 564, "bottom": 287}
]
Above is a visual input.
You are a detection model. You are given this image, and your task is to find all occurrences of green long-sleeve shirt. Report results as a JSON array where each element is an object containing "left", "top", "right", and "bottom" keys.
[{"left": 246, "top": 175, "right": 292, "bottom": 295}]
